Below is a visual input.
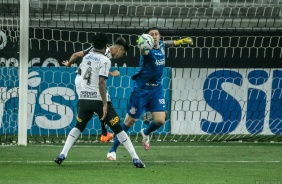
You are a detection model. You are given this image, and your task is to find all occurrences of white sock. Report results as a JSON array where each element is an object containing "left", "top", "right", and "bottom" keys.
[
  {"left": 60, "top": 127, "right": 81, "bottom": 157},
  {"left": 116, "top": 131, "right": 139, "bottom": 160}
]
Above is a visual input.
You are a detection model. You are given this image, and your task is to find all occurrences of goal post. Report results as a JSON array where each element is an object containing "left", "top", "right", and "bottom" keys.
[{"left": 18, "top": 0, "right": 29, "bottom": 146}]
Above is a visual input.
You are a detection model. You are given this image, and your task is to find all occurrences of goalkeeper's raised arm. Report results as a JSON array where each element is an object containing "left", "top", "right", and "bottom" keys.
[{"left": 163, "top": 37, "right": 193, "bottom": 47}]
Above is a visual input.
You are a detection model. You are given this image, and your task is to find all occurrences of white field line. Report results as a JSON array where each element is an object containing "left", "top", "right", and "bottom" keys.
[
  {"left": 1, "top": 145, "right": 281, "bottom": 148},
  {"left": 0, "top": 160, "right": 281, "bottom": 163}
]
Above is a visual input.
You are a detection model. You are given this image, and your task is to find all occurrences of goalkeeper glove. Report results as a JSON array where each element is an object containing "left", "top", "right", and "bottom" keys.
[{"left": 174, "top": 37, "right": 193, "bottom": 46}]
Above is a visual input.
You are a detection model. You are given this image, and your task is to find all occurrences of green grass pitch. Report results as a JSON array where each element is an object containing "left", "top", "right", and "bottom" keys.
[{"left": 0, "top": 142, "right": 282, "bottom": 184}]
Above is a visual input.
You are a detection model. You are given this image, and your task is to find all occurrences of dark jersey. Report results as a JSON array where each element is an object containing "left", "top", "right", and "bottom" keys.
[{"left": 131, "top": 40, "right": 165, "bottom": 89}]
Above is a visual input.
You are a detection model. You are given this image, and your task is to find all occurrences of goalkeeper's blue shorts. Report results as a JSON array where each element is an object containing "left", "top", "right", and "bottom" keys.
[{"left": 127, "top": 84, "right": 166, "bottom": 119}]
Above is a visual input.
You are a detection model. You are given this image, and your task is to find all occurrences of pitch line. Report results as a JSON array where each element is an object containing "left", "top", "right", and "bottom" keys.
[
  {"left": 1, "top": 145, "right": 280, "bottom": 148},
  {"left": 0, "top": 160, "right": 281, "bottom": 163}
]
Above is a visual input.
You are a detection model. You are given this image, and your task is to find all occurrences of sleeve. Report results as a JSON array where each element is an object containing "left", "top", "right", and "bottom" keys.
[
  {"left": 83, "top": 46, "right": 93, "bottom": 55},
  {"left": 104, "top": 47, "right": 112, "bottom": 59},
  {"left": 160, "top": 41, "right": 165, "bottom": 49},
  {"left": 99, "top": 58, "right": 111, "bottom": 79}
]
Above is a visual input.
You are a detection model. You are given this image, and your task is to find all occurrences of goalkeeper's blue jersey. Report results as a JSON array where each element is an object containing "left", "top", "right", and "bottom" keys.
[{"left": 132, "top": 40, "right": 165, "bottom": 89}]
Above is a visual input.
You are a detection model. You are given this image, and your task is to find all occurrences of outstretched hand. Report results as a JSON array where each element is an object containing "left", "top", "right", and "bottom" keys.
[
  {"left": 62, "top": 60, "right": 69, "bottom": 67},
  {"left": 109, "top": 70, "right": 120, "bottom": 77},
  {"left": 174, "top": 37, "right": 193, "bottom": 46}
]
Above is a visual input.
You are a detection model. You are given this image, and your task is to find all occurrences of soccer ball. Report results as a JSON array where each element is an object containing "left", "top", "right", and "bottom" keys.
[{"left": 137, "top": 34, "right": 154, "bottom": 50}]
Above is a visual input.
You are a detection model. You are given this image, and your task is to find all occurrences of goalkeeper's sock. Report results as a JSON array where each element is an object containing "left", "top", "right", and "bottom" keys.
[
  {"left": 60, "top": 127, "right": 81, "bottom": 157},
  {"left": 116, "top": 131, "right": 139, "bottom": 160},
  {"left": 109, "top": 123, "right": 130, "bottom": 153},
  {"left": 143, "top": 121, "right": 162, "bottom": 135}
]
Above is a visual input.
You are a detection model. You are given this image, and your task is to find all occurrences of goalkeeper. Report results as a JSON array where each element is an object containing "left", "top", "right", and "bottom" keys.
[
  {"left": 62, "top": 37, "right": 128, "bottom": 143},
  {"left": 107, "top": 27, "right": 193, "bottom": 160}
]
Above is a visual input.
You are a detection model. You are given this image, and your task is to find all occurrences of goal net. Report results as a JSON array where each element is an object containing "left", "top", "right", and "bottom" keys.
[{"left": 0, "top": 0, "right": 282, "bottom": 143}]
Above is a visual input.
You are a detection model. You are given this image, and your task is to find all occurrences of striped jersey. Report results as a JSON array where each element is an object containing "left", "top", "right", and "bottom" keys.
[{"left": 79, "top": 51, "right": 111, "bottom": 101}]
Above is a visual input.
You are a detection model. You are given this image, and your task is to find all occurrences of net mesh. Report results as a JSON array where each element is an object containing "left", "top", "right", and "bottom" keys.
[
  {"left": 171, "top": 68, "right": 282, "bottom": 142},
  {"left": 0, "top": 67, "right": 171, "bottom": 143},
  {"left": 0, "top": 0, "right": 282, "bottom": 143},
  {"left": 1, "top": 27, "right": 281, "bottom": 67}
]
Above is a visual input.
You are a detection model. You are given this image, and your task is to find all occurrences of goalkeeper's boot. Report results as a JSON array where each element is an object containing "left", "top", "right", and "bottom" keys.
[
  {"left": 133, "top": 158, "right": 145, "bottom": 168},
  {"left": 100, "top": 132, "right": 114, "bottom": 143},
  {"left": 54, "top": 154, "right": 65, "bottom": 165},
  {"left": 107, "top": 151, "right": 116, "bottom": 161},
  {"left": 141, "top": 128, "right": 150, "bottom": 150}
]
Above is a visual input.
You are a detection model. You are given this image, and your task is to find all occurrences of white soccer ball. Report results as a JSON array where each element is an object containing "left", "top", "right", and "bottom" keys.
[{"left": 138, "top": 34, "right": 154, "bottom": 50}]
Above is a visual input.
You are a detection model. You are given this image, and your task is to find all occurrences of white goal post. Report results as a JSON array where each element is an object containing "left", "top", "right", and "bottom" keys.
[{"left": 18, "top": 0, "right": 29, "bottom": 146}]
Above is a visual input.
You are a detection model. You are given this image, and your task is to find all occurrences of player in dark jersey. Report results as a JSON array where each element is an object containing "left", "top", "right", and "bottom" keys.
[{"left": 107, "top": 27, "right": 193, "bottom": 160}]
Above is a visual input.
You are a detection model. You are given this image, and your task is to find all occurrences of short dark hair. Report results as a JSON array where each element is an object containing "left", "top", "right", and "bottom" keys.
[
  {"left": 145, "top": 27, "right": 159, "bottom": 34},
  {"left": 114, "top": 37, "right": 129, "bottom": 52},
  {"left": 92, "top": 32, "right": 108, "bottom": 49}
]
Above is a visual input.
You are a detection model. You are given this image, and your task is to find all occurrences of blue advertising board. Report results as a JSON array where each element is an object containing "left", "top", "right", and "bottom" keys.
[{"left": 0, "top": 67, "right": 171, "bottom": 136}]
